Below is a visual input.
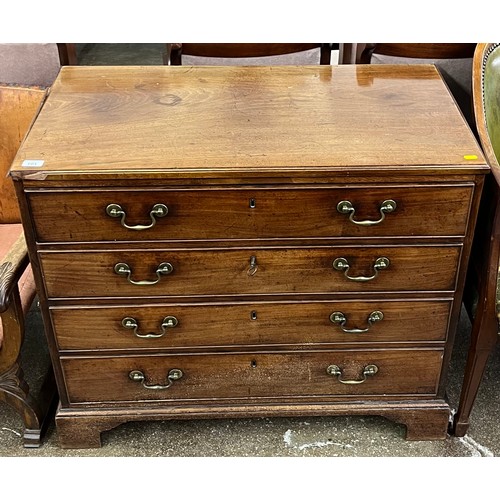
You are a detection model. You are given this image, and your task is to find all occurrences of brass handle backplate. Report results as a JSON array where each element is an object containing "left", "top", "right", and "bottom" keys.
[
  {"left": 332, "top": 257, "right": 390, "bottom": 282},
  {"left": 122, "top": 316, "right": 178, "bottom": 338},
  {"left": 247, "top": 255, "right": 258, "bottom": 276},
  {"left": 330, "top": 310, "right": 384, "bottom": 333},
  {"left": 129, "top": 369, "right": 183, "bottom": 390},
  {"left": 337, "top": 200, "right": 396, "bottom": 226},
  {"left": 114, "top": 262, "right": 173, "bottom": 285},
  {"left": 326, "top": 364, "right": 379, "bottom": 384},
  {"left": 106, "top": 203, "right": 168, "bottom": 230}
]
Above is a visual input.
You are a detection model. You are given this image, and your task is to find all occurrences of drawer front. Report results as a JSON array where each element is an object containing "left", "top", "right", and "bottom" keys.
[
  {"left": 51, "top": 300, "right": 451, "bottom": 351},
  {"left": 61, "top": 349, "right": 443, "bottom": 404},
  {"left": 27, "top": 185, "right": 473, "bottom": 242},
  {"left": 40, "top": 246, "right": 461, "bottom": 298}
]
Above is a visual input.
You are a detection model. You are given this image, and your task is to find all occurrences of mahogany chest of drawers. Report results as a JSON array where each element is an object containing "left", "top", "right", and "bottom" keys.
[{"left": 10, "top": 65, "right": 487, "bottom": 448}]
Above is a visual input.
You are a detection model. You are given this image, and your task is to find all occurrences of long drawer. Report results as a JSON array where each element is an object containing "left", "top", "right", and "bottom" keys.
[
  {"left": 40, "top": 245, "right": 461, "bottom": 298},
  {"left": 61, "top": 349, "right": 443, "bottom": 404},
  {"left": 51, "top": 300, "right": 451, "bottom": 351},
  {"left": 27, "top": 185, "right": 473, "bottom": 242}
]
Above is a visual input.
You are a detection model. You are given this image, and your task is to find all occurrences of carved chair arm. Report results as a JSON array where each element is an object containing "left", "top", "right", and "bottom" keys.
[{"left": 0, "top": 232, "right": 29, "bottom": 313}]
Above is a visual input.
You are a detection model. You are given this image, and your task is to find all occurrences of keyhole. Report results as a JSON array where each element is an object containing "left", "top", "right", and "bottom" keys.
[
  {"left": 251, "top": 360, "right": 257, "bottom": 368},
  {"left": 249, "top": 198, "right": 256, "bottom": 209},
  {"left": 251, "top": 311, "right": 257, "bottom": 320}
]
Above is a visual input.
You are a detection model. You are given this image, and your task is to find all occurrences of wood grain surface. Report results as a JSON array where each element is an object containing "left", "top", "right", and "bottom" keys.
[
  {"left": 39, "top": 245, "right": 461, "bottom": 298},
  {"left": 50, "top": 299, "right": 451, "bottom": 351},
  {"left": 9, "top": 65, "right": 486, "bottom": 178},
  {"left": 61, "top": 348, "right": 444, "bottom": 403},
  {"left": 27, "top": 184, "right": 473, "bottom": 242},
  {"left": 0, "top": 85, "right": 45, "bottom": 222}
]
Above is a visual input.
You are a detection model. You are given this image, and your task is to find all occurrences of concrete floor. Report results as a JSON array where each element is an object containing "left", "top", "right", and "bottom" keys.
[{"left": 1, "top": 44, "right": 499, "bottom": 462}]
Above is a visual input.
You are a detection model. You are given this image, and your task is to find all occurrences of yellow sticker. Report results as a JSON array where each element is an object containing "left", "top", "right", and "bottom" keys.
[{"left": 464, "top": 155, "right": 478, "bottom": 160}]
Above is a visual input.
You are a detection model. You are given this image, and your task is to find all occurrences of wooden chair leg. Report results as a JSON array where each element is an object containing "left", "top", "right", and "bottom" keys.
[
  {"left": 166, "top": 43, "right": 182, "bottom": 65},
  {"left": 320, "top": 43, "right": 333, "bottom": 65},
  {"left": 0, "top": 287, "right": 56, "bottom": 447},
  {"left": 0, "top": 285, "right": 24, "bottom": 374},
  {"left": 453, "top": 290, "right": 499, "bottom": 436},
  {"left": 57, "top": 43, "right": 78, "bottom": 65}
]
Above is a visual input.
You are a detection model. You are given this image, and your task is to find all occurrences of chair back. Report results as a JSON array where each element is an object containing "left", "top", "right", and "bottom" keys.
[
  {"left": 473, "top": 43, "right": 500, "bottom": 175},
  {"left": 358, "top": 43, "right": 476, "bottom": 64},
  {"left": 0, "top": 85, "right": 46, "bottom": 223},
  {"left": 166, "top": 43, "right": 332, "bottom": 65}
]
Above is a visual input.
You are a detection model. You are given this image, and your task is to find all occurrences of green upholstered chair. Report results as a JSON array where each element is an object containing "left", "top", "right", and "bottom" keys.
[{"left": 453, "top": 43, "right": 500, "bottom": 436}]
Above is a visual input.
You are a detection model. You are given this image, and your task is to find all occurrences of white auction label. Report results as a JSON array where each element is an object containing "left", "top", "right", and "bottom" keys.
[{"left": 22, "top": 160, "right": 45, "bottom": 167}]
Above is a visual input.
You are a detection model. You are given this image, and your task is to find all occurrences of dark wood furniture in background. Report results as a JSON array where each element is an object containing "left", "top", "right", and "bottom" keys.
[
  {"left": 357, "top": 43, "right": 476, "bottom": 64},
  {"left": 453, "top": 43, "right": 500, "bottom": 437},
  {"left": 0, "top": 85, "right": 56, "bottom": 447},
  {"left": 10, "top": 64, "right": 486, "bottom": 448},
  {"left": 338, "top": 43, "right": 476, "bottom": 68},
  {"left": 164, "top": 43, "right": 334, "bottom": 65},
  {"left": 56, "top": 43, "right": 78, "bottom": 65}
]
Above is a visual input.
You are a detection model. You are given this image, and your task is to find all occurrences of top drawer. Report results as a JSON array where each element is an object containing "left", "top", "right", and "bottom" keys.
[{"left": 27, "top": 185, "right": 473, "bottom": 243}]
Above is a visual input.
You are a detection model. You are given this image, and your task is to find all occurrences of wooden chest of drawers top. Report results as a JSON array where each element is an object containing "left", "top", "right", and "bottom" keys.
[{"left": 10, "top": 65, "right": 486, "bottom": 181}]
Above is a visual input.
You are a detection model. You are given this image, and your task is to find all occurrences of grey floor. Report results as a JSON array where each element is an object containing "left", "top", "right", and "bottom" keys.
[{"left": 1, "top": 44, "right": 499, "bottom": 462}]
